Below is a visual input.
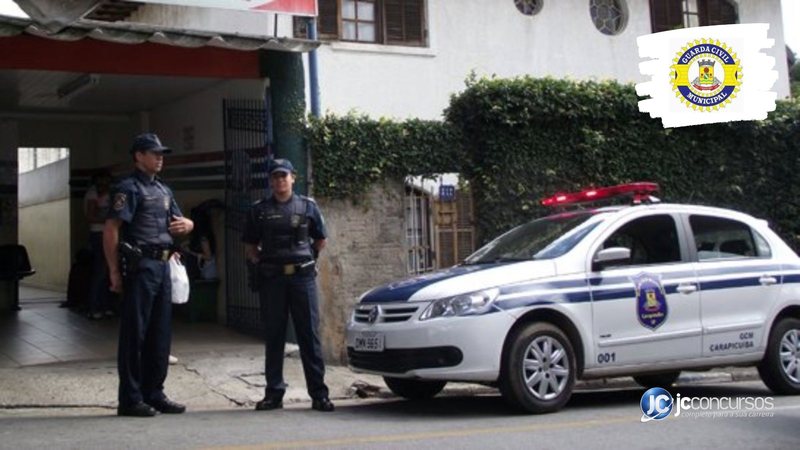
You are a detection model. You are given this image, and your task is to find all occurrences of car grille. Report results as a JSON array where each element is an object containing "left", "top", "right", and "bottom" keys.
[
  {"left": 347, "top": 346, "right": 463, "bottom": 374},
  {"left": 353, "top": 304, "right": 420, "bottom": 323}
]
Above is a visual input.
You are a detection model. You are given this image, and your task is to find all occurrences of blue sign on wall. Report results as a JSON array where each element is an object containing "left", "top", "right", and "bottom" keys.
[{"left": 439, "top": 185, "right": 456, "bottom": 202}]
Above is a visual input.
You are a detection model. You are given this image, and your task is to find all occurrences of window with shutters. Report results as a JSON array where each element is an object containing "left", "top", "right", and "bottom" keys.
[
  {"left": 649, "top": 0, "right": 738, "bottom": 33},
  {"left": 294, "top": 0, "right": 427, "bottom": 47}
]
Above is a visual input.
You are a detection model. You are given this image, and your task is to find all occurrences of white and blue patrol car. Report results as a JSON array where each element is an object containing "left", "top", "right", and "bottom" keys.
[{"left": 346, "top": 183, "right": 800, "bottom": 413}]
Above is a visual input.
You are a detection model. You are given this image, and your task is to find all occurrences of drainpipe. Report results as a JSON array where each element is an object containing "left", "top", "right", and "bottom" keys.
[{"left": 307, "top": 17, "right": 321, "bottom": 118}]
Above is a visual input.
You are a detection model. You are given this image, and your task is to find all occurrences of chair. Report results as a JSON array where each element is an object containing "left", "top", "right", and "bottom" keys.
[{"left": 0, "top": 245, "right": 36, "bottom": 311}]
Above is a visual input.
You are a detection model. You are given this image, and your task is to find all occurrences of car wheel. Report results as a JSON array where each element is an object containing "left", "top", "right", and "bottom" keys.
[
  {"left": 758, "top": 317, "right": 800, "bottom": 395},
  {"left": 383, "top": 377, "right": 447, "bottom": 400},
  {"left": 499, "top": 322, "right": 576, "bottom": 414},
  {"left": 633, "top": 371, "right": 681, "bottom": 388}
]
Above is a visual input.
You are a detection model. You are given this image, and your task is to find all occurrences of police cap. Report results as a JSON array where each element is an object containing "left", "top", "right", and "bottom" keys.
[
  {"left": 270, "top": 158, "right": 295, "bottom": 175},
  {"left": 130, "top": 133, "right": 172, "bottom": 154}
]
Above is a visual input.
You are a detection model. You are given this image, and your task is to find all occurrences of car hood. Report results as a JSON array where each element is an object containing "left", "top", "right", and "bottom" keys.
[{"left": 359, "top": 260, "right": 558, "bottom": 303}]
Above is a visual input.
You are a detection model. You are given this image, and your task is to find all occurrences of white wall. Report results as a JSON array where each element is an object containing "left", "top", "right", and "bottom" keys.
[
  {"left": 148, "top": 79, "right": 268, "bottom": 155},
  {"left": 739, "top": 0, "right": 791, "bottom": 99},
  {"left": 18, "top": 158, "right": 71, "bottom": 290},
  {"left": 128, "top": 4, "right": 293, "bottom": 38},
  {"left": 18, "top": 199, "right": 70, "bottom": 291},
  {"left": 304, "top": 0, "right": 790, "bottom": 119},
  {"left": 128, "top": 1, "right": 791, "bottom": 120}
]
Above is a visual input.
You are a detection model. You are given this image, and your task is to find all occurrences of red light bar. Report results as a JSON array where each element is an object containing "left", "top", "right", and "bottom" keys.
[{"left": 541, "top": 182, "right": 660, "bottom": 207}]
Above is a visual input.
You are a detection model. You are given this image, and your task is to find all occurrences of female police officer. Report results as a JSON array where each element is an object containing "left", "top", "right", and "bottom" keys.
[
  {"left": 103, "top": 133, "right": 194, "bottom": 417},
  {"left": 242, "top": 158, "right": 334, "bottom": 412}
]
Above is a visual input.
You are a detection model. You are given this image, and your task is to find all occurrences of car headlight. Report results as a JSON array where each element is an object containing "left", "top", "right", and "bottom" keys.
[{"left": 419, "top": 288, "right": 500, "bottom": 320}]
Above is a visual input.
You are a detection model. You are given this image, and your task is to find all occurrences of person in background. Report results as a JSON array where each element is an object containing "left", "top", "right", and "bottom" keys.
[
  {"left": 182, "top": 199, "right": 224, "bottom": 281},
  {"left": 84, "top": 170, "right": 114, "bottom": 320}
]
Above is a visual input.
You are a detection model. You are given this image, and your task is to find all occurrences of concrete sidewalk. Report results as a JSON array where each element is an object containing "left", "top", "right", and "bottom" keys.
[
  {"left": 0, "top": 343, "right": 762, "bottom": 413},
  {"left": 0, "top": 344, "right": 388, "bottom": 411},
  {"left": 0, "top": 288, "right": 765, "bottom": 414}
]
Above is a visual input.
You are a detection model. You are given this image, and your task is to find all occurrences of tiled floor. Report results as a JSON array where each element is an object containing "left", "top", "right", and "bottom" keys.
[{"left": 0, "top": 286, "right": 260, "bottom": 368}]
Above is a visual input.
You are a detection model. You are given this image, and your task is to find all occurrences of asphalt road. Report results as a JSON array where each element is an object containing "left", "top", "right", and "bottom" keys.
[{"left": 1, "top": 381, "right": 798, "bottom": 449}]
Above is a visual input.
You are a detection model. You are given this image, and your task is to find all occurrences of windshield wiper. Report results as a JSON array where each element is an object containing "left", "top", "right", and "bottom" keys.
[
  {"left": 491, "top": 256, "right": 530, "bottom": 263},
  {"left": 462, "top": 256, "right": 530, "bottom": 265}
]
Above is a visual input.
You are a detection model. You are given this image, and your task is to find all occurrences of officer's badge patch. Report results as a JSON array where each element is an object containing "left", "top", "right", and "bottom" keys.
[
  {"left": 290, "top": 214, "right": 301, "bottom": 227},
  {"left": 113, "top": 193, "right": 127, "bottom": 211},
  {"left": 631, "top": 272, "right": 669, "bottom": 330}
]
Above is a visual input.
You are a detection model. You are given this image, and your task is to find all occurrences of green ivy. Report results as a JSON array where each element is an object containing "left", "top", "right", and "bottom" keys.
[
  {"left": 306, "top": 113, "right": 463, "bottom": 199},
  {"left": 446, "top": 76, "right": 800, "bottom": 248},
  {"left": 307, "top": 77, "right": 800, "bottom": 250}
]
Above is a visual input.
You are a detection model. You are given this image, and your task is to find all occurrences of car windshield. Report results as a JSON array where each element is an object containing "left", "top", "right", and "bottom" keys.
[{"left": 463, "top": 211, "right": 603, "bottom": 264}]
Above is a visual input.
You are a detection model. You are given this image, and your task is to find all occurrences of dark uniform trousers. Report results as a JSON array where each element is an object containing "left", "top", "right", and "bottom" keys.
[
  {"left": 259, "top": 272, "right": 329, "bottom": 400},
  {"left": 118, "top": 258, "right": 172, "bottom": 407}
]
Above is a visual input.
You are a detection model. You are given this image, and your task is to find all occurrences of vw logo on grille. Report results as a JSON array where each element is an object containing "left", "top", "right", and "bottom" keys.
[{"left": 368, "top": 305, "right": 381, "bottom": 324}]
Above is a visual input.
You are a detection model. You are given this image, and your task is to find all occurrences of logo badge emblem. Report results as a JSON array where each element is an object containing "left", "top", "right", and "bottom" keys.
[
  {"left": 367, "top": 305, "right": 381, "bottom": 324},
  {"left": 671, "top": 39, "right": 742, "bottom": 112},
  {"left": 640, "top": 387, "right": 673, "bottom": 422},
  {"left": 113, "top": 193, "right": 126, "bottom": 211},
  {"left": 632, "top": 272, "right": 669, "bottom": 330}
]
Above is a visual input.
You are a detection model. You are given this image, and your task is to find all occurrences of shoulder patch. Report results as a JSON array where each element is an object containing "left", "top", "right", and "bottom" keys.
[{"left": 113, "top": 193, "right": 127, "bottom": 210}]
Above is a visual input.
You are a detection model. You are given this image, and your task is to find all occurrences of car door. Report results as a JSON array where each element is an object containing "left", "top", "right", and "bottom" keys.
[
  {"left": 686, "top": 214, "right": 780, "bottom": 357},
  {"left": 590, "top": 212, "right": 702, "bottom": 367}
]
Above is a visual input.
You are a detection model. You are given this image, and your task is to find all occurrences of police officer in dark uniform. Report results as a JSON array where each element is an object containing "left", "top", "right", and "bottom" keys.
[
  {"left": 103, "top": 133, "right": 194, "bottom": 417},
  {"left": 243, "top": 158, "right": 334, "bottom": 412}
]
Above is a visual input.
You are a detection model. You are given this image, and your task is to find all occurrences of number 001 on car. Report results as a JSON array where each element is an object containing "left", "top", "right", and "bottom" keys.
[{"left": 353, "top": 331, "right": 384, "bottom": 352}]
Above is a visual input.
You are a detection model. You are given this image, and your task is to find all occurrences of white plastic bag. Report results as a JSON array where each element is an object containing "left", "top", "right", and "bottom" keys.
[{"left": 170, "top": 256, "right": 190, "bottom": 304}]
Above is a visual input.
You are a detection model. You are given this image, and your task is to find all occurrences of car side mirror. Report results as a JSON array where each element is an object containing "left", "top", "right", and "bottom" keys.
[{"left": 593, "top": 247, "right": 631, "bottom": 271}]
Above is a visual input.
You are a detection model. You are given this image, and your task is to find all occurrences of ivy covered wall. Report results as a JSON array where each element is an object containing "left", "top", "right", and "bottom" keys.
[{"left": 307, "top": 77, "right": 800, "bottom": 249}]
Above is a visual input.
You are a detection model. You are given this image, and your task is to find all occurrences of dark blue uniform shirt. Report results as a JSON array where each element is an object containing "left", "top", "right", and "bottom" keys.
[
  {"left": 108, "top": 170, "right": 182, "bottom": 246},
  {"left": 242, "top": 194, "right": 327, "bottom": 263}
]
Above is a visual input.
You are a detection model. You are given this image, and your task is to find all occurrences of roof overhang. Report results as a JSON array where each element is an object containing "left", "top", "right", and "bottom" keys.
[
  {"left": 12, "top": 0, "right": 318, "bottom": 32},
  {"left": 0, "top": 14, "right": 318, "bottom": 53},
  {"left": 0, "top": 12, "right": 318, "bottom": 114}
]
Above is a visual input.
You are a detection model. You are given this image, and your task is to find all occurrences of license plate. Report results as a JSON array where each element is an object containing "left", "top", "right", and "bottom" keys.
[{"left": 354, "top": 332, "right": 384, "bottom": 352}]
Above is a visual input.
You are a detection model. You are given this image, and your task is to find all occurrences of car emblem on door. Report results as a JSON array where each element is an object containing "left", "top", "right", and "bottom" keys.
[
  {"left": 368, "top": 305, "right": 381, "bottom": 324},
  {"left": 632, "top": 272, "right": 669, "bottom": 330}
]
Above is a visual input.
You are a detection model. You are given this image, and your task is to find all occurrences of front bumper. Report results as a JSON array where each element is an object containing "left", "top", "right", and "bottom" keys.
[
  {"left": 347, "top": 346, "right": 463, "bottom": 374},
  {"left": 345, "top": 304, "right": 517, "bottom": 381}
]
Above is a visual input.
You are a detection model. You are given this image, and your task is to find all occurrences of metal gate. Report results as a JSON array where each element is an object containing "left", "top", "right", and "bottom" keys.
[
  {"left": 223, "top": 97, "right": 271, "bottom": 337},
  {"left": 435, "top": 188, "right": 475, "bottom": 268}
]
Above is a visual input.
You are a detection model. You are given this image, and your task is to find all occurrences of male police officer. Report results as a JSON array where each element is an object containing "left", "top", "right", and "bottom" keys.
[
  {"left": 104, "top": 133, "right": 194, "bottom": 417},
  {"left": 242, "top": 158, "right": 334, "bottom": 412}
]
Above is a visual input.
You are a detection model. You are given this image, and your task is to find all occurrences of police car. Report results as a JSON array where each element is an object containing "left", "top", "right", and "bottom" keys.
[{"left": 346, "top": 182, "right": 800, "bottom": 413}]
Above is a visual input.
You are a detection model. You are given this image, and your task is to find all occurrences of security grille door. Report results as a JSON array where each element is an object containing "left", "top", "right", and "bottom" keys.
[
  {"left": 435, "top": 189, "right": 475, "bottom": 268},
  {"left": 224, "top": 97, "right": 271, "bottom": 337}
]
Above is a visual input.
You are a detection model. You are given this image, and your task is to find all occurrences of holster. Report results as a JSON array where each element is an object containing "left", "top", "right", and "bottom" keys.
[{"left": 118, "top": 242, "right": 143, "bottom": 278}]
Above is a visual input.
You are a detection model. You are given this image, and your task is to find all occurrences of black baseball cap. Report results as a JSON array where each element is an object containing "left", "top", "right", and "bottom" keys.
[
  {"left": 270, "top": 158, "right": 295, "bottom": 175},
  {"left": 130, "top": 133, "right": 172, "bottom": 154}
]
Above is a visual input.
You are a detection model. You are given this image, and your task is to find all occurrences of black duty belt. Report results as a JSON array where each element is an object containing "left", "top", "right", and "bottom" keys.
[
  {"left": 139, "top": 245, "right": 174, "bottom": 261},
  {"left": 261, "top": 260, "right": 315, "bottom": 276}
]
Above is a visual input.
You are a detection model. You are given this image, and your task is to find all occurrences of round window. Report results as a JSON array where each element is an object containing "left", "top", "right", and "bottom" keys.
[
  {"left": 590, "top": 0, "right": 628, "bottom": 35},
  {"left": 514, "top": 0, "right": 543, "bottom": 16}
]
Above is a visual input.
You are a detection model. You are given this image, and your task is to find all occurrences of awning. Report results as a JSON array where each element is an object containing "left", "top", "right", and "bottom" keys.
[{"left": 0, "top": 13, "right": 319, "bottom": 53}]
